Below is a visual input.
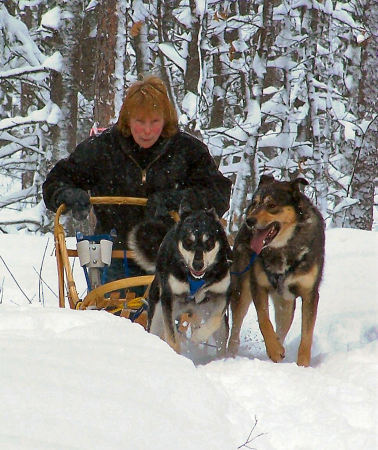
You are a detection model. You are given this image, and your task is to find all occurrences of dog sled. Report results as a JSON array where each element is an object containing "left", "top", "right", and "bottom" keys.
[{"left": 54, "top": 196, "right": 157, "bottom": 329}]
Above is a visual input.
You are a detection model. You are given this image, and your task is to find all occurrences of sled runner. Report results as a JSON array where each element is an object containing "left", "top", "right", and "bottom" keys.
[{"left": 54, "top": 196, "right": 156, "bottom": 329}]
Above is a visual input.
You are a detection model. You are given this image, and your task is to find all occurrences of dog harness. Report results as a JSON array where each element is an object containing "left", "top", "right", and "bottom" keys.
[
  {"left": 187, "top": 275, "right": 206, "bottom": 297},
  {"left": 230, "top": 251, "right": 257, "bottom": 276},
  {"left": 262, "top": 253, "right": 307, "bottom": 293}
]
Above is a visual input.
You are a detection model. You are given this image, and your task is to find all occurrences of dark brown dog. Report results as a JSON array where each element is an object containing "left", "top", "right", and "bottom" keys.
[{"left": 228, "top": 175, "right": 325, "bottom": 366}]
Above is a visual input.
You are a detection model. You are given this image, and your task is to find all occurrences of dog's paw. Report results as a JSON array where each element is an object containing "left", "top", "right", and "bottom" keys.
[
  {"left": 227, "top": 338, "right": 240, "bottom": 357},
  {"left": 176, "top": 312, "right": 201, "bottom": 338},
  {"left": 266, "top": 338, "right": 285, "bottom": 363},
  {"left": 297, "top": 346, "right": 311, "bottom": 367}
]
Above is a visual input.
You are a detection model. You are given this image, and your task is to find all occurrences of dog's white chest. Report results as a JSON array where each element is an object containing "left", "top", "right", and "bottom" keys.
[
  {"left": 210, "top": 273, "right": 231, "bottom": 294},
  {"left": 168, "top": 274, "right": 188, "bottom": 295},
  {"left": 168, "top": 273, "right": 205, "bottom": 303}
]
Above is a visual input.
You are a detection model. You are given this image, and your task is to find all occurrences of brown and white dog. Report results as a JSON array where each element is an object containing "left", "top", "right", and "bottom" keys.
[{"left": 228, "top": 175, "right": 325, "bottom": 366}]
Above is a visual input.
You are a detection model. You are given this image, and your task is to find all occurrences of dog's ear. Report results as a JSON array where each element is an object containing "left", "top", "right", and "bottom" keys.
[
  {"left": 178, "top": 200, "right": 192, "bottom": 222},
  {"left": 259, "top": 174, "right": 275, "bottom": 186},
  {"left": 206, "top": 207, "right": 219, "bottom": 221},
  {"left": 221, "top": 229, "right": 233, "bottom": 262},
  {"left": 290, "top": 177, "right": 308, "bottom": 200},
  {"left": 291, "top": 177, "right": 308, "bottom": 191}
]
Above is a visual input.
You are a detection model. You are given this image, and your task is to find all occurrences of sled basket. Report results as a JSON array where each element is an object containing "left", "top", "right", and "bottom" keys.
[{"left": 54, "top": 196, "right": 157, "bottom": 328}]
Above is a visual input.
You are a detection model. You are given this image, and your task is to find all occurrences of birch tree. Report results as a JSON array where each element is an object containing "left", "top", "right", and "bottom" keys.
[
  {"left": 341, "top": 0, "right": 377, "bottom": 229},
  {"left": 0, "top": 2, "right": 59, "bottom": 232},
  {"left": 0, "top": 0, "right": 376, "bottom": 234}
]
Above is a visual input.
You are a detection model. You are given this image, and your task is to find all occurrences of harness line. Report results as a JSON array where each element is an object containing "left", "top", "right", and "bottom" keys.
[{"left": 230, "top": 252, "right": 257, "bottom": 276}]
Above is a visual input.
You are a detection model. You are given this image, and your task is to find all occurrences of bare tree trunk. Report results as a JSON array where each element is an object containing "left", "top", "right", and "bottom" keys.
[
  {"left": 93, "top": 0, "right": 117, "bottom": 126},
  {"left": 342, "top": 0, "right": 377, "bottom": 230},
  {"left": 113, "top": 1, "right": 132, "bottom": 116},
  {"left": 303, "top": 6, "right": 328, "bottom": 216},
  {"left": 155, "top": 0, "right": 179, "bottom": 112},
  {"left": 227, "top": 0, "right": 275, "bottom": 234},
  {"left": 49, "top": 0, "right": 86, "bottom": 159},
  {"left": 209, "top": 30, "right": 226, "bottom": 129},
  {"left": 181, "top": 0, "right": 204, "bottom": 135},
  {"left": 185, "top": 0, "right": 202, "bottom": 94},
  {"left": 19, "top": 5, "right": 34, "bottom": 190},
  {"left": 130, "top": 1, "right": 151, "bottom": 77},
  {"left": 46, "top": 0, "right": 86, "bottom": 235}
]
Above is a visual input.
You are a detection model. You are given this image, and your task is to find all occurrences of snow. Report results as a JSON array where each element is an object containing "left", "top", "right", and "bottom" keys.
[
  {"left": 0, "top": 102, "right": 60, "bottom": 132},
  {"left": 252, "top": 52, "right": 266, "bottom": 78},
  {"left": 182, "top": 91, "right": 198, "bottom": 120},
  {"left": 158, "top": 43, "right": 187, "bottom": 72},
  {"left": 332, "top": 8, "right": 358, "bottom": 29},
  {"left": 0, "top": 4, "right": 44, "bottom": 66},
  {"left": 195, "top": 0, "right": 207, "bottom": 19},
  {"left": 0, "top": 228, "right": 377, "bottom": 449},
  {"left": 85, "top": 0, "right": 99, "bottom": 11},
  {"left": 114, "top": 2, "right": 127, "bottom": 119},
  {"left": 43, "top": 52, "right": 63, "bottom": 72},
  {"left": 40, "top": 7, "right": 61, "bottom": 31}
]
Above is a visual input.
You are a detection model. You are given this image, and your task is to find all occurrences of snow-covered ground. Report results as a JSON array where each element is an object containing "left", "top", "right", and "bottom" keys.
[{"left": 0, "top": 228, "right": 377, "bottom": 449}]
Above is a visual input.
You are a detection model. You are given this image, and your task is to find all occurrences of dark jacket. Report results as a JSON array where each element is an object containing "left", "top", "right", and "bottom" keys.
[{"left": 43, "top": 126, "right": 231, "bottom": 244}]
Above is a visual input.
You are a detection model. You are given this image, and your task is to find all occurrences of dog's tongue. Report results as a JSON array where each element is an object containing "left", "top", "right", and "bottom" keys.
[{"left": 250, "top": 227, "right": 272, "bottom": 254}]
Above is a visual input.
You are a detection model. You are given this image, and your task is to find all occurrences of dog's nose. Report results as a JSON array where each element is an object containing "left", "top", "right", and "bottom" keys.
[
  {"left": 193, "top": 250, "right": 204, "bottom": 271},
  {"left": 246, "top": 216, "right": 256, "bottom": 228},
  {"left": 193, "top": 259, "right": 204, "bottom": 271}
]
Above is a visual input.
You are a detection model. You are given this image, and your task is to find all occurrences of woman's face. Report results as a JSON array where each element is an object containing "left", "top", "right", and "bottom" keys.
[{"left": 129, "top": 112, "right": 165, "bottom": 148}]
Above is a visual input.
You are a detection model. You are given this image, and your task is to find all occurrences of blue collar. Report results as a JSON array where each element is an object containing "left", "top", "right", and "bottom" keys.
[{"left": 188, "top": 275, "right": 206, "bottom": 297}]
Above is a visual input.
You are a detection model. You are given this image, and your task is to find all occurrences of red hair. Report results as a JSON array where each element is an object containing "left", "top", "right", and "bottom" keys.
[{"left": 117, "top": 75, "right": 178, "bottom": 138}]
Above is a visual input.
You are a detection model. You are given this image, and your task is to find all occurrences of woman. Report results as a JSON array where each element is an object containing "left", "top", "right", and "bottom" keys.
[{"left": 43, "top": 75, "right": 231, "bottom": 277}]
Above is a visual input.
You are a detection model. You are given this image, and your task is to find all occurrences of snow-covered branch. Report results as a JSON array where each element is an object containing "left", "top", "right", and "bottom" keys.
[
  {"left": 0, "top": 134, "right": 41, "bottom": 158},
  {"left": 0, "top": 187, "right": 37, "bottom": 208},
  {"left": 0, "top": 103, "right": 61, "bottom": 132},
  {"left": 0, "top": 65, "right": 50, "bottom": 80}
]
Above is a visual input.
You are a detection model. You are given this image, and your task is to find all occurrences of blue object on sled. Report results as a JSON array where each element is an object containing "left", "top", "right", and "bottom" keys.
[{"left": 76, "top": 229, "right": 116, "bottom": 291}]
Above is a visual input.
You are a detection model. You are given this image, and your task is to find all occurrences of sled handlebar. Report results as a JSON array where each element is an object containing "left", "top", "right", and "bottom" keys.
[
  {"left": 90, "top": 196, "right": 148, "bottom": 206},
  {"left": 54, "top": 196, "right": 146, "bottom": 228},
  {"left": 54, "top": 196, "right": 179, "bottom": 228}
]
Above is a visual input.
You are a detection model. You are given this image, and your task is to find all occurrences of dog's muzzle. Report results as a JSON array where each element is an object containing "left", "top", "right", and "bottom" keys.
[{"left": 249, "top": 222, "right": 280, "bottom": 254}]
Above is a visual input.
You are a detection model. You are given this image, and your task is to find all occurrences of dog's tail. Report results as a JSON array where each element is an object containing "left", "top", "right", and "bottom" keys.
[{"left": 128, "top": 219, "right": 171, "bottom": 272}]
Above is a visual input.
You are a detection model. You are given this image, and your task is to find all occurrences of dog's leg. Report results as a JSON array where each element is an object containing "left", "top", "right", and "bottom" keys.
[
  {"left": 162, "top": 300, "right": 182, "bottom": 354},
  {"left": 191, "top": 311, "right": 224, "bottom": 344},
  {"left": 213, "top": 314, "right": 229, "bottom": 357},
  {"left": 254, "top": 287, "right": 285, "bottom": 363},
  {"left": 272, "top": 293, "right": 296, "bottom": 344},
  {"left": 228, "top": 275, "right": 251, "bottom": 356},
  {"left": 297, "top": 287, "right": 319, "bottom": 367},
  {"left": 147, "top": 278, "right": 160, "bottom": 332},
  {"left": 149, "top": 301, "right": 164, "bottom": 338}
]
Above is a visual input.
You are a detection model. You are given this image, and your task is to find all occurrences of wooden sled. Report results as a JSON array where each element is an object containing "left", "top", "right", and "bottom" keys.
[{"left": 54, "top": 196, "right": 157, "bottom": 329}]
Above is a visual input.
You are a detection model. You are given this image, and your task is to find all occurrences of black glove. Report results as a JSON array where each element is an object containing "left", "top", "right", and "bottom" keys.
[
  {"left": 180, "top": 188, "right": 210, "bottom": 211},
  {"left": 146, "top": 190, "right": 182, "bottom": 219},
  {"left": 56, "top": 188, "right": 90, "bottom": 221}
]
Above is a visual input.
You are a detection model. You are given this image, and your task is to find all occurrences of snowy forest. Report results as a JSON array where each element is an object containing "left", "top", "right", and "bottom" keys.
[{"left": 0, "top": 0, "right": 377, "bottom": 236}]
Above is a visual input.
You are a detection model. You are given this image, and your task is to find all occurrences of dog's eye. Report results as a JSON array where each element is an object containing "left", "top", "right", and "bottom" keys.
[
  {"left": 204, "top": 238, "right": 215, "bottom": 251},
  {"left": 267, "top": 202, "right": 277, "bottom": 210},
  {"left": 183, "top": 238, "right": 193, "bottom": 249}
]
